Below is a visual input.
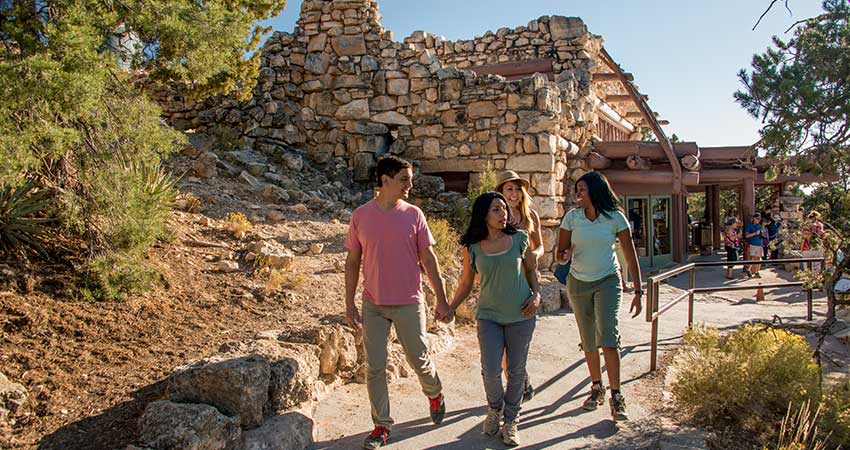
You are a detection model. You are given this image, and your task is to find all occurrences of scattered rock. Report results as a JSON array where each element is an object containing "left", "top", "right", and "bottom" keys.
[
  {"left": 235, "top": 412, "right": 314, "bottom": 450},
  {"left": 317, "top": 326, "right": 359, "bottom": 378},
  {"left": 167, "top": 354, "right": 271, "bottom": 427},
  {"left": 217, "top": 260, "right": 240, "bottom": 273},
  {"left": 309, "top": 243, "right": 324, "bottom": 255},
  {"left": 138, "top": 400, "right": 241, "bottom": 450},
  {"left": 239, "top": 171, "right": 263, "bottom": 188},
  {"left": 289, "top": 204, "right": 310, "bottom": 215},
  {"left": 266, "top": 210, "right": 286, "bottom": 223},
  {"left": 194, "top": 152, "right": 219, "bottom": 179},
  {"left": 0, "top": 372, "right": 27, "bottom": 424}
]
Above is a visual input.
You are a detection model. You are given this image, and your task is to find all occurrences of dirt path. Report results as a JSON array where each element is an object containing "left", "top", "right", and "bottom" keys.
[{"left": 312, "top": 265, "right": 829, "bottom": 449}]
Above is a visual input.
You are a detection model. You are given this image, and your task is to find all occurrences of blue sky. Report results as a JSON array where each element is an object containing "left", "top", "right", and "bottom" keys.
[{"left": 261, "top": 1, "right": 825, "bottom": 147}]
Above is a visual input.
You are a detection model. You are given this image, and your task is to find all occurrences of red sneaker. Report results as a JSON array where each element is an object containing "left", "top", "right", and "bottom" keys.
[
  {"left": 362, "top": 426, "right": 389, "bottom": 449},
  {"left": 429, "top": 394, "right": 446, "bottom": 424}
]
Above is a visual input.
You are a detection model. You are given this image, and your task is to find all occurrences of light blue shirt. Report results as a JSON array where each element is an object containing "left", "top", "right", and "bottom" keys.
[{"left": 560, "top": 208, "right": 629, "bottom": 282}]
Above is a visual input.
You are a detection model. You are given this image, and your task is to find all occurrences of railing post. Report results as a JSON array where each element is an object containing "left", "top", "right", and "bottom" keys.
[
  {"left": 688, "top": 267, "right": 695, "bottom": 327},
  {"left": 807, "top": 288, "right": 813, "bottom": 321},
  {"left": 650, "top": 280, "right": 659, "bottom": 372}
]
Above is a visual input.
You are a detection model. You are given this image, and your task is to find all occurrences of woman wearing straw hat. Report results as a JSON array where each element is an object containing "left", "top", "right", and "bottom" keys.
[{"left": 495, "top": 170, "right": 543, "bottom": 402}]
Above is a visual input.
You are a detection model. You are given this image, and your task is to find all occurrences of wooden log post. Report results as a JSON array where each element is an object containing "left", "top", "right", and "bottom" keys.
[
  {"left": 680, "top": 154, "right": 701, "bottom": 172},
  {"left": 626, "top": 154, "right": 651, "bottom": 170},
  {"left": 601, "top": 170, "right": 699, "bottom": 186},
  {"left": 587, "top": 151, "right": 612, "bottom": 169}
]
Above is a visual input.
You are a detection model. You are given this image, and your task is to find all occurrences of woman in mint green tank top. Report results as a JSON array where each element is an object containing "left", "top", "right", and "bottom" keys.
[
  {"left": 556, "top": 171, "right": 643, "bottom": 422},
  {"left": 446, "top": 192, "right": 540, "bottom": 446}
]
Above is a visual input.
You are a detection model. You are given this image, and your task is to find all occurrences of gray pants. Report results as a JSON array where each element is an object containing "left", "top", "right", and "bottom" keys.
[
  {"left": 477, "top": 317, "right": 536, "bottom": 422},
  {"left": 363, "top": 301, "right": 442, "bottom": 429}
]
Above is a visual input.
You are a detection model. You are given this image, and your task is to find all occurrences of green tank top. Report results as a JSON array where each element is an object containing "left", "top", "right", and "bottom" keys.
[{"left": 469, "top": 231, "right": 532, "bottom": 324}]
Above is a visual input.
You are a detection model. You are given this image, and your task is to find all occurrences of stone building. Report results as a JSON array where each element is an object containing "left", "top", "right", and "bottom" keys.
[{"left": 159, "top": 0, "right": 833, "bottom": 270}]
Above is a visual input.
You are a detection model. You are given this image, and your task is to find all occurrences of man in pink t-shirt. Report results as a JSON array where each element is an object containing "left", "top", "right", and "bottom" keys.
[{"left": 344, "top": 156, "right": 452, "bottom": 450}]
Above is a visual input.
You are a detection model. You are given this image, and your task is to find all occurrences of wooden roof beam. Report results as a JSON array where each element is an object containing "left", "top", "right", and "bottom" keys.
[
  {"left": 592, "top": 72, "right": 634, "bottom": 82},
  {"left": 606, "top": 94, "right": 648, "bottom": 103}
]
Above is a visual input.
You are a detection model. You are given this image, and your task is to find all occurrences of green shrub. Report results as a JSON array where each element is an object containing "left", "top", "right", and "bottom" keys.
[
  {"left": 64, "top": 159, "right": 176, "bottom": 301},
  {"left": 822, "top": 379, "right": 850, "bottom": 447},
  {"left": 670, "top": 324, "right": 821, "bottom": 434},
  {"left": 452, "top": 162, "right": 498, "bottom": 231},
  {"left": 81, "top": 253, "right": 163, "bottom": 302},
  {"left": 429, "top": 218, "right": 461, "bottom": 273},
  {"left": 466, "top": 161, "right": 498, "bottom": 207},
  {"left": 0, "top": 181, "right": 53, "bottom": 257}
]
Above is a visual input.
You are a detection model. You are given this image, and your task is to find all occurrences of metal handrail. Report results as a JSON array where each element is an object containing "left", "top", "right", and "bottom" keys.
[{"left": 645, "top": 257, "right": 825, "bottom": 371}]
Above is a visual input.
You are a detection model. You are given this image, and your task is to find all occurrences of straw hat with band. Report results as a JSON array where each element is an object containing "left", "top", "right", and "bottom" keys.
[{"left": 495, "top": 170, "right": 530, "bottom": 191}]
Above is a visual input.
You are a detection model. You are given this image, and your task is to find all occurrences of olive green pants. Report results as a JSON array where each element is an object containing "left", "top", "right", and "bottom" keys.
[{"left": 566, "top": 273, "right": 622, "bottom": 351}]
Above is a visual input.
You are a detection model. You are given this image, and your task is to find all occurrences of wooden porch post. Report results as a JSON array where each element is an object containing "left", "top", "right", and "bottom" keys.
[
  {"left": 672, "top": 193, "right": 686, "bottom": 263},
  {"left": 710, "top": 185, "right": 721, "bottom": 250}
]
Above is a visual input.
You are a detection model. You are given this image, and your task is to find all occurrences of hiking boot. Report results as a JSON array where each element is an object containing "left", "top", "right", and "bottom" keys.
[
  {"left": 522, "top": 376, "right": 535, "bottom": 402},
  {"left": 362, "top": 426, "right": 390, "bottom": 449},
  {"left": 582, "top": 382, "right": 606, "bottom": 410},
  {"left": 429, "top": 394, "right": 446, "bottom": 425},
  {"left": 482, "top": 407, "right": 502, "bottom": 435},
  {"left": 609, "top": 391, "right": 629, "bottom": 421},
  {"left": 501, "top": 419, "right": 520, "bottom": 446}
]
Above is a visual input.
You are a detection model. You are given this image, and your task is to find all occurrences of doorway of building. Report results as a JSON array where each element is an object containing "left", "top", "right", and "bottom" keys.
[{"left": 624, "top": 195, "right": 673, "bottom": 269}]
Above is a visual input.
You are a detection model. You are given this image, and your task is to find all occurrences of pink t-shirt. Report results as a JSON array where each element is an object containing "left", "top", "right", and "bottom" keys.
[{"left": 344, "top": 199, "right": 435, "bottom": 306}]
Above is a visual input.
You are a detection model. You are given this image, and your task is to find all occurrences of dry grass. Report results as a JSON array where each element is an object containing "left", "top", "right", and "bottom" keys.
[{"left": 224, "top": 212, "right": 252, "bottom": 239}]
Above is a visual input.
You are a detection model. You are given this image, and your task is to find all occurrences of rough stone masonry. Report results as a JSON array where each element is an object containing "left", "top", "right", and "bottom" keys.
[{"left": 157, "top": 0, "right": 623, "bottom": 268}]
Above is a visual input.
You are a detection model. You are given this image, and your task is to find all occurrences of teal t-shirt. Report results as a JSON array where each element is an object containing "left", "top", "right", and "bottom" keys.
[
  {"left": 560, "top": 208, "right": 629, "bottom": 282},
  {"left": 469, "top": 231, "right": 532, "bottom": 324}
]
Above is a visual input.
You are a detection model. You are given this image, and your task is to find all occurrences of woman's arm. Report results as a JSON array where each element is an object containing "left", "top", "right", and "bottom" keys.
[
  {"left": 521, "top": 240, "right": 541, "bottom": 317},
  {"left": 556, "top": 228, "right": 573, "bottom": 264},
  {"left": 617, "top": 228, "right": 643, "bottom": 319},
  {"left": 448, "top": 247, "right": 476, "bottom": 312}
]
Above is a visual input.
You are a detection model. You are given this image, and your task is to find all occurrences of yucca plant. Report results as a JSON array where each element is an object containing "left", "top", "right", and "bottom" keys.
[{"left": 0, "top": 181, "right": 53, "bottom": 256}]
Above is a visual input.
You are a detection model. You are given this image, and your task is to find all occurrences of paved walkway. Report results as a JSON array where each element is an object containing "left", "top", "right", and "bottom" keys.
[{"left": 312, "top": 259, "right": 829, "bottom": 449}]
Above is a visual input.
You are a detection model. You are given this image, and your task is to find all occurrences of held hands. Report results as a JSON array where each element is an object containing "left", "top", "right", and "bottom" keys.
[
  {"left": 521, "top": 292, "right": 541, "bottom": 317},
  {"left": 435, "top": 300, "right": 454, "bottom": 323}
]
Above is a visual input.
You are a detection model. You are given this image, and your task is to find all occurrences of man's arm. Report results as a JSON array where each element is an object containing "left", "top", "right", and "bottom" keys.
[
  {"left": 419, "top": 246, "right": 448, "bottom": 307},
  {"left": 344, "top": 248, "right": 363, "bottom": 330}
]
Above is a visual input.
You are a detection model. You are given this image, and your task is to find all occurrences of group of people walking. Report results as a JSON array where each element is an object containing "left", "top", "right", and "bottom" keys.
[{"left": 344, "top": 155, "right": 643, "bottom": 449}]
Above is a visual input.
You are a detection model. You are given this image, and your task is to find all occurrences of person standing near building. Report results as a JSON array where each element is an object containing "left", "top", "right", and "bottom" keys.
[
  {"left": 723, "top": 217, "right": 741, "bottom": 279},
  {"left": 743, "top": 212, "right": 764, "bottom": 278},
  {"left": 760, "top": 214, "right": 772, "bottom": 260},
  {"left": 766, "top": 215, "right": 782, "bottom": 260},
  {"left": 556, "top": 172, "right": 643, "bottom": 421},
  {"left": 344, "top": 156, "right": 452, "bottom": 450},
  {"left": 446, "top": 191, "right": 541, "bottom": 446},
  {"left": 496, "top": 170, "right": 542, "bottom": 402}
]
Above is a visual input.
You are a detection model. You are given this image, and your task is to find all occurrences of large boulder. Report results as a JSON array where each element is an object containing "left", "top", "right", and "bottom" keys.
[
  {"left": 167, "top": 355, "right": 270, "bottom": 427},
  {"left": 218, "top": 335, "right": 322, "bottom": 414},
  {"left": 235, "top": 412, "right": 314, "bottom": 450},
  {"left": 138, "top": 400, "right": 241, "bottom": 450}
]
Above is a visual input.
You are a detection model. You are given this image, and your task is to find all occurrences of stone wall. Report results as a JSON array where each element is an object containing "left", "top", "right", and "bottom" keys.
[{"left": 188, "top": 0, "right": 610, "bottom": 268}]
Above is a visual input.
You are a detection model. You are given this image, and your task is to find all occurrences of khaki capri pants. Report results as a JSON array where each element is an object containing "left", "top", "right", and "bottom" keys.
[{"left": 566, "top": 272, "right": 622, "bottom": 351}]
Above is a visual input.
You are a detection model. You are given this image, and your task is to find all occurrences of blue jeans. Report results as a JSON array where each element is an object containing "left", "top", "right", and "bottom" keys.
[{"left": 477, "top": 317, "right": 536, "bottom": 422}]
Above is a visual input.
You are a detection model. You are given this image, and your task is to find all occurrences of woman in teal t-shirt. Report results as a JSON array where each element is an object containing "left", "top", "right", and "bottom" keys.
[
  {"left": 447, "top": 192, "right": 540, "bottom": 447},
  {"left": 556, "top": 172, "right": 643, "bottom": 422}
]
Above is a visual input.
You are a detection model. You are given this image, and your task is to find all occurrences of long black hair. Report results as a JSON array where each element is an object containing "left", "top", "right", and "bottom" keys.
[
  {"left": 460, "top": 192, "right": 517, "bottom": 247},
  {"left": 576, "top": 172, "right": 622, "bottom": 219}
]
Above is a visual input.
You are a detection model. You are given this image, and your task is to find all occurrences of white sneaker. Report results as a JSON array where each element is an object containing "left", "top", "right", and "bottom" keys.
[
  {"left": 482, "top": 407, "right": 502, "bottom": 435},
  {"left": 501, "top": 419, "right": 520, "bottom": 446}
]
